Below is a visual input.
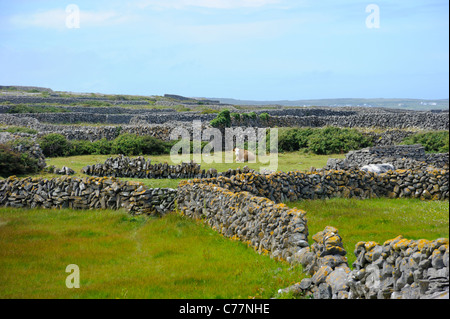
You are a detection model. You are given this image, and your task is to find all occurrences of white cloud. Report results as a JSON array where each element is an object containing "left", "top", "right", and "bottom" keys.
[
  {"left": 9, "top": 8, "right": 131, "bottom": 29},
  {"left": 137, "top": 0, "right": 281, "bottom": 10}
]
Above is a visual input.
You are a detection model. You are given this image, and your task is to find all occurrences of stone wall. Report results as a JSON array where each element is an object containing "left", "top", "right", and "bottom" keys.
[
  {"left": 0, "top": 176, "right": 177, "bottom": 216},
  {"left": 0, "top": 132, "right": 46, "bottom": 170},
  {"left": 177, "top": 181, "right": 309, "bottom": 261},
  {"left": 0, "top": 95, "right": 150, "bottom": 106},
  {"left": 291, "top": 227, "right": 449, "bottom": 299},
  {"left": 81, "top": 155, "right": 258, "bottom": 179},
  {"left": 1, "top": 107, "right": 448, "bottom": 131},
  {"left": 232, "top": 111, "right": 449, "bottom": 131},
  {"left": 0, "top": 105, "right": 176, "bottom": 115},
  {"left": 325, "top": 145, "right": 449, "bottom": 171},
  {"left": 188, "top": 169, "right": 449, "bottom": 203}
]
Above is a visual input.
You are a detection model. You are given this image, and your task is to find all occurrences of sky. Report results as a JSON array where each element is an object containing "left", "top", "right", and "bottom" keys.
[{"left": 0, "top": 0, "right": 448, "bottom": 100}]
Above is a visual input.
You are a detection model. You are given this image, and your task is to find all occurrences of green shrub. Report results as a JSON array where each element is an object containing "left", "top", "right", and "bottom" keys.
[
  {"left": 38, "top": 133, "right": 71, "bottom": 157},
  {"left": 308, "top": 127, "right": 372, "bottom": 155},
  {"left": 68, "top": 140, "right": 95, "bottom": 156},
  {"left": 259, "top": 113, "right": 270, "bottom": 122},
  {"left": 141, "top": 136, "right": 173, "bottom": 155},
  {"left": 402, "top": 131, "right": 449, "bottom": 153},
  {"left": 111, "top": 133, "right": 145, "bottom": 156},
  {"left": 231, "top": 113, "right": 241, "bottom": 121},
  {"left": 0, "top": 144, "right": 40, "bottom": 177},
  {"left": 92, "top": 138, "right": 113, "bottom": 155},
  {"left": 210, "top": 109, "right": 231, "bottom": 128},
  {"left": 278, "top": 127, "right": 372, "bottom": 154},
  {"left": 111, "top": 134, "right": 174, "bottom": 156}
]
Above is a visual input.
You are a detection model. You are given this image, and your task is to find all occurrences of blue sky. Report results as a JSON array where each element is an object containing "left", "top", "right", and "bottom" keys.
[{"left": 0, "top": 0, "right": 448, "bottom": 100}]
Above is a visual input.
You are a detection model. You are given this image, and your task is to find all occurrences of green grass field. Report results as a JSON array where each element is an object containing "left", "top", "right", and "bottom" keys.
[
  {"left": 288, "top": 198, "right": 449, "bottom": 266},
  {"left": 0, "top": 208, "right": 306, "bottom": 299}
]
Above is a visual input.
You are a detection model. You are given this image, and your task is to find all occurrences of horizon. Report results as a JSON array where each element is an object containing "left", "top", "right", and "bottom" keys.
[
  {"left": 0, "top": 1, "right": 448, "bottom": 101},
  {"left": 1, "top": 84, "right": 449, "bottom": 103}
]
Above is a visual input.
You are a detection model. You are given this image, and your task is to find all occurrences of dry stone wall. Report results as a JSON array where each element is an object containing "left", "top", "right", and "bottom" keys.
[
  {"left": 325, "top": 145, "right": 449, "bottom": 171},
  {"left": 177, "top": 181, "right": 309, "bottom": 261},
  {"left": 291, "top": 227, "right": 449, "bottom": 299},
  {"left": 82, "top": 155, "right": 205, "bottom": 179},
  {"left": 0, "top": 176, "right": 177, "bottom": 216},
  {"left": 188, "top": 169, "right": 449, "bottom": 203}
]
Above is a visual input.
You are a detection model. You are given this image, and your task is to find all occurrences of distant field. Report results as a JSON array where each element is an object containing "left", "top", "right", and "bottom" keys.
[{"left": 0, "top": 208, "right": 306, "bottom": 299}]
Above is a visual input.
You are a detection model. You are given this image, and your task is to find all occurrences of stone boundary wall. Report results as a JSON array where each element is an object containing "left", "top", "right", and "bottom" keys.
[
  {"left": 0, "top": 105, "right": 177, "bottom": 115},
  {"left": 177, "top": 181, "right": 309, "bottom": 261},
  {"left": 291, "top": 227, "right": 449, "bottom": 299},
  {"left": 233, "top": 112, "right": 449, "bottom": 131},
  {"left": 3, "top": 111, "right": 215, "bottom": 125},
  {"left": 325, "top": 145, "right": 449, "bottom": 171},
  {"left": 0, "top": 95, "right": 150, "bottom": 106},
  {"left": 0, "top": 176, "right": 177, "bottom": 216},
  {"left": 81, "top": 155, "right": 258, "bottom": 180},
  {"left": 188, "top": 169, "right": 449, "bottom": 202},
  {"left": 1, "top": 109, "right": 448, "bottom": 131}
]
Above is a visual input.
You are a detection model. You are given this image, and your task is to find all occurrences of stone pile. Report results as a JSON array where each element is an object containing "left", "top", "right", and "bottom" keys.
[
  {"left": 0, "top": 176, "right": 177, "bottom": 216},
  {"left": 177, "top": 181, "right": 309, "bottom": 261}
]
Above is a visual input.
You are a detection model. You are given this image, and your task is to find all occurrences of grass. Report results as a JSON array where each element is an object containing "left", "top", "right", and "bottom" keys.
[
  {"left": 287, "top": 198, "right": 449, "bottom": 267},
  {"left": 0, "top": 208, "right": 306, "bottom": 299}
]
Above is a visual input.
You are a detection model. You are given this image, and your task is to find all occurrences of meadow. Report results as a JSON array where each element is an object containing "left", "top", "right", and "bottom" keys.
[{"left": 0, "top": 208, "right": 306, "bottom": 299}]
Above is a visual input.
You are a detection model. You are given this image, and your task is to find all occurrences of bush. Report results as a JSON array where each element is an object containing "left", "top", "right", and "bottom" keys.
[
  {"left": 259, "top": 113, "right": 270, "bottom": 122},
  {"left": 308, "top": 127, "right": 372, "bottom": 155},
  {"left": 278, "top": 127, "right": 372, "bottom": 154},
  {"left": 111, "top": 133, "right": 146, "bottom": 156},
  {"left": 91, "top": 138, "right": 113, "bottom": 155},
  {"left": 231, "top": 113, "right": 241, "bottom": 121},
  {"left": 111, "top": 134, "right": 174, "bottom": 156},
  {"left": 278, "top": 128, "right": 314, "bottom": 152},
  {"left": 0, "top": 144, "right": 40, "bottom": 177},
  {"left": 68, "top": 140, "right": 95, "bottom": 156},
  {"left": 38, "top": 133, "right": 71, "bottom": 157},
  {"left": 402, "top": 131, "right": 449, "bottom": 153},
  {"left": 141, "top": 136, "right": 173, "bottom": 155},
  {"left": 210, "top": 110, "right": 231, "bottom": 128}
]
